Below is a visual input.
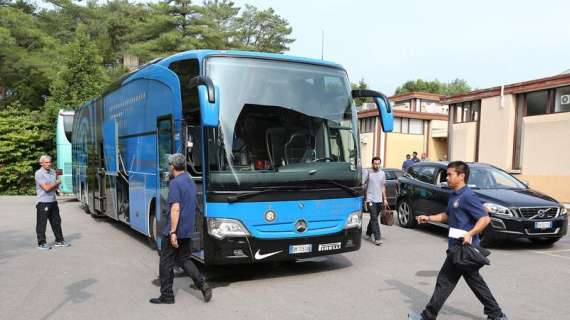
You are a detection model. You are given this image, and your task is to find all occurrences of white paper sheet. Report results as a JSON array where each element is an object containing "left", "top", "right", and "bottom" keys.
[{"left": 448, "top": 227, "right": 467, "bottom": 239}]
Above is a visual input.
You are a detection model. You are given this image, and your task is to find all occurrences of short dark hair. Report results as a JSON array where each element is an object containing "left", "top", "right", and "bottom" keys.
[
  {"left": 406, "top": 154, "right": 411, "bottom": 158},
  {"left": 371, "top": 156, "right": 381, "bottom": 163},
  {"left": 413, "top": 151, "right": 418, "bottom": 155},
  {"left": 447, "top": 161, "right": 470, "bottom": 183}
]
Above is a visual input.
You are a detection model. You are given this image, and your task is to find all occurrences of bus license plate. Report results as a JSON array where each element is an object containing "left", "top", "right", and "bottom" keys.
[
  {"left": 289, "top": 244, "right": 312, "bottom": 254},
  {"left": 534, "top": 221, "right": 552, "bottom": 230}
]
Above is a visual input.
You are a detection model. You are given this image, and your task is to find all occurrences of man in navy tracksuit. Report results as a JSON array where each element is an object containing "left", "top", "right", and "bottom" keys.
[
  {"left": 150, "top": 153, "right": 212, "bottom": 304},
  {"left": 409, "top": 161, "right": 507, "bottom": 320}
]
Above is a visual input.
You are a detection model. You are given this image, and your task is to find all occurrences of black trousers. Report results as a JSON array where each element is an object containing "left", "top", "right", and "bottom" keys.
[
  {"left": 421, "top": 253, "right": 503, "bottom": 320},
  {"left": 36, "top": 202, "right": 64, "bottom": 245},
  {"left": 159, "top": 236, "right": 205, "bottom": 300},
  {"left": 366, "top": 202, "right": 383, "bottom": 240}
]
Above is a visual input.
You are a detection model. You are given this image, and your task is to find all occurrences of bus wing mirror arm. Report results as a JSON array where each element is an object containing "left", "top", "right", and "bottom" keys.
[
  {"left": 189, "top": 76, "right": 215, "bottom": 103},
  {"left": 351, "top": 89, "right": 393, "bottom": 132}
]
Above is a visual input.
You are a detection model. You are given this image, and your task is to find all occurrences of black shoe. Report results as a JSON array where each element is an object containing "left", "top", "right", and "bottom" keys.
[
  {"left": 488, "top": 314, "right": 508, "bottom": 320},
  {"left": 149, "top": 297, "right": 175, "bottom": 304},
  {"left": 200, "top": 283, "right": 212, "bottom": 303}
]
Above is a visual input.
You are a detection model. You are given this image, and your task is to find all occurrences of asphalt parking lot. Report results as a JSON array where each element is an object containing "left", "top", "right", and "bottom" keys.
[{"left": 1, "top": 196, "right": 569, "bottom": 320}]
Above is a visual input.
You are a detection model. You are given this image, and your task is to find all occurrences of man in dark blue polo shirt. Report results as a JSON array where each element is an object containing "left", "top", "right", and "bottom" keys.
[
  {"left": 150, "top": 153, "right": 212, "bottom": 304},
  {"left": 409, "top": 161, "right": 507, "bottom": 320}
]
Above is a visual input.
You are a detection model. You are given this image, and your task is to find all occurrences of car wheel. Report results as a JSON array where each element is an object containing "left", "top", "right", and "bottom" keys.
[
  {"left": 397, "top": 200, "right": 417, "bottom": 228},
  {"left": 530, "top": 237, "right": 562, "bottom": 246}
]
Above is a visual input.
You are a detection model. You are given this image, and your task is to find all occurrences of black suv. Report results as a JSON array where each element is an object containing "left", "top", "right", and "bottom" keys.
[{"left": 396, "top": 162, "right": 568, "bottom": 245}]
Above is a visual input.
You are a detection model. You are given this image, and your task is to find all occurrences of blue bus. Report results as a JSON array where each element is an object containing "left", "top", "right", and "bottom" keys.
[
  {"left": 56, "top": 110, "right": 74, "bottom": 194},
  {"left": 72, "top": 50, "right": 393, "bottom": 265}
]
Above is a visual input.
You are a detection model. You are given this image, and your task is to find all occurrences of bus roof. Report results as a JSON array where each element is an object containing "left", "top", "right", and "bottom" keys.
[
  {"left": 94, "top": 49, "right": 347, "bottom": 109},
  {"left": 156, "top": 49, "right": 345, "bottom": 70}
]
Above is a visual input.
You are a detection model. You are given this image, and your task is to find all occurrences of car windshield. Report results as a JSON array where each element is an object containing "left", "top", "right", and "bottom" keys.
[
  {"left": 469, "top": 167, "right": 526, "bottom": 190},
  {"left": 205, "top": 57, "right": 358, "bottom": 191}
]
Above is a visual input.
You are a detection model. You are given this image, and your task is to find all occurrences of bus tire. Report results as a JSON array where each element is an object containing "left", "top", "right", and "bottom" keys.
[
  {"left": 81, "top": 185, "right": 90, "bottom": 214},
  {"left": 148, "top": 200, "right": 158, "bottom": 251}
]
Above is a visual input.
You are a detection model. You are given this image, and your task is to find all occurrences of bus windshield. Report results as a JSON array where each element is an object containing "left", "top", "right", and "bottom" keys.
[{"left": 205, "top": 57, "right": 358, "bottom": 191}]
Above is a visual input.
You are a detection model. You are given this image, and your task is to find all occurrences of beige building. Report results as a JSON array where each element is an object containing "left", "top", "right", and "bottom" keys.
[
  {"left": 444, "top": 73, "right": 570, "bottom": 202},
  {"left": 358, "top": 92, "right": 449, "bottom": 169}
]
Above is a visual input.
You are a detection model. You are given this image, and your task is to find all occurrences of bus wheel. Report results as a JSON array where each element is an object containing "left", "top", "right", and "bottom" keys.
[
  {"left": 148, "top": 213, "right": 158, "bottom": 251},
  {"left": 81, "top": 187, "right": 90, "bottom": 214}
]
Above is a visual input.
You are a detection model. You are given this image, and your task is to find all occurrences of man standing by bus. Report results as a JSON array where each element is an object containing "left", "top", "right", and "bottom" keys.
[
  {"left": 362, "top": 156, "right": 388, "bottom": 246},
  {"left": 408, "top": 161, "right": 507, "bottom": 320},
  {"left": 35, "top": 155, "right": 70, "bottom": 250},
  {"left": 150, "top": 153, "right": 212, "bottom": 304}
]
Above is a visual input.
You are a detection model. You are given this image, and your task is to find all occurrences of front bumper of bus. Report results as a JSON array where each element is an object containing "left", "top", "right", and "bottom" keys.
[{"left": 203, "top": 227, "right": 362, "bottom": 265}]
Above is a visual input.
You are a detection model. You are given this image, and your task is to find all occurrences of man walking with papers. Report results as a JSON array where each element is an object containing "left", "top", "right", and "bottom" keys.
[{"left": 408, "top": 161, "right": 508, "bottom": 320}]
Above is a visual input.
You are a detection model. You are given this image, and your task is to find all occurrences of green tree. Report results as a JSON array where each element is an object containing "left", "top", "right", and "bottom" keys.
[
  {"left": 445, "top": 78, "right": 471, "bottom": 96},
  {"left": 351, "top": 78, "right": 370, "bottom": 106},
  {"left": 0, "top": 3, "right": 61, "bottom": 109},
  {"left": 46, "top": 26, "right": 109, "bottom": 116},
  {"left": 395, "top": 78, "right": 471, "bottom": 96},
  {"left": 233, "top": 4, "right": 294, "bottom": 52}
]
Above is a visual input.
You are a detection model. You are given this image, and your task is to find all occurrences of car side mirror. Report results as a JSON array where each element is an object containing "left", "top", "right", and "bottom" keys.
[{"left": 351, "top": 89, "right": 393, "bottom": 132}]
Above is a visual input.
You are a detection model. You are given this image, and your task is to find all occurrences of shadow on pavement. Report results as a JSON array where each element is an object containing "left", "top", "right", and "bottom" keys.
[
  {"left": 384, "top": 279, "right": 482, "bottom": 320},
  {"left": 40, "top": 278, "right": 97, "bottom": 320},
  {"left": 191, "top": 255, "right": 353, "bottom": 289}
]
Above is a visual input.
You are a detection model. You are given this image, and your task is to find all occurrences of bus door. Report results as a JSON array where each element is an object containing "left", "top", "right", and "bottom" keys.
[
  {"left": 92, "top": 99, "right": 107, "bottom": 216},
  {"left": 102, "top": 119, "right": 119, "bottom": 219},
  {"left": 185, "top": 124, "right": 204, "bottom": 257},
  {"left": 157, "top": 116, "right": 174, "bottom": 244}
]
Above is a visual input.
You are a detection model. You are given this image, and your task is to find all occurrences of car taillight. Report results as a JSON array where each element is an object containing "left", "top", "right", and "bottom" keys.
[{"left": 56, "top": 169, "right": 63, "bottom": 176}]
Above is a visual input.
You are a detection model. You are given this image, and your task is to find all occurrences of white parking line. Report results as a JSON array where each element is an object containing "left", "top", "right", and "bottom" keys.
[
  {"left": 537, "top": 249, "right": 570, "bottom": 253},
  {"left": 532, "top": 250, "right": 570, "bottom": 260}
]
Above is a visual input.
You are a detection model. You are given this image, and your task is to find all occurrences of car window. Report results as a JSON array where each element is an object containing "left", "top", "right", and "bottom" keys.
[
  {"left": 436, "top": 169, "right": 447, "bottom": 185},
  {"left": 408, "top": 166, "right": 420, "bottom": 179},
  {"left": 416, "top": 166, "right": 437, "bottom": 184},
  {"left": 384, "top": 170, "right": 403, "bottom": 180}
]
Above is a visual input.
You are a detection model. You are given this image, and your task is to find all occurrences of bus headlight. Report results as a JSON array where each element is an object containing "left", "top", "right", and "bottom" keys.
[
  {"left": 207, "top": 218, "right": 250, "bottom": 240},
  {"left": 345, "top": 211, "right": 362, "bottom": 229},
  {"left": 483, "top": 203, "right": 513, "bottom": 217}
]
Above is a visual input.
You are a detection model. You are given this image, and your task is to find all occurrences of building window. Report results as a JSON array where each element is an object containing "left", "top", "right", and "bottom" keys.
[
  {"left": 391, "top": 117, "right": 424, "bottom": 135},
  {"left": 394, "top": 101, "right": 410, "bottom": 111},
  {"left": 522, "top": 86, "right": 570, "bottom": 116},
  {"left": 359, "top": 117, "right": 376, "bottom": 133},
  {"left": 452, "top": 100, "right": 480, "bottom": 123},
  {"left": 555, "top": 86, "right": 570, "bottom": 113},
  {"left": 525, "top": 90, "right": 548, "bottom": 116},
  {"left": 409, "top": 119, "right": 424, "bottom": 134},
  {"left": 393, "top": 117, "right": 402, "bottom": 132},
  {"left": 401, "top": 118, "right": 409, "bottom": 133}
]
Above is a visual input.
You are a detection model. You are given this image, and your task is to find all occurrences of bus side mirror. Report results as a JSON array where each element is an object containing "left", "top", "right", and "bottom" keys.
[
  {"left": 352, "top": 89, "right": 393, "bottom": 132},
  {"left": 190, "top": 76, "right": 220, "bottom": 127}
]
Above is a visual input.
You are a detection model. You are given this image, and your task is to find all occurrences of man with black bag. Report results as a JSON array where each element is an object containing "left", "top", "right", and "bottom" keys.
[{"left": 408, "top": 161, "right": 507, "bottom": 320}]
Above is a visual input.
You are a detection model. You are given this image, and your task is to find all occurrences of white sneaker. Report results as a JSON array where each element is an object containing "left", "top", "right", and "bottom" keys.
[{"left": 54, "top": 241, "right": 70, "bottom": 247}]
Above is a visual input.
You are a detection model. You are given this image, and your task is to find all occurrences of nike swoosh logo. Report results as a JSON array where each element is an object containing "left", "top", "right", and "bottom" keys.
[{"left": 254, "top": 249, "right": 282, "bottom": 260}]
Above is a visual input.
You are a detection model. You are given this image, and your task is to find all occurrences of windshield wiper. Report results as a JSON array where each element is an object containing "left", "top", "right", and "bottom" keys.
[
  {"left": 314, "top": 180, "right": 360, "bottom": 196},
  {"left": 226, "top": 186, "right": 308, "bottom": 203}
]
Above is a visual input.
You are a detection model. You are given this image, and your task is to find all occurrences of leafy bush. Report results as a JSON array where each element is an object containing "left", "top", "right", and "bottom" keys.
[{"left": 0, "top": 105, "right": 54, "bottom": 194}]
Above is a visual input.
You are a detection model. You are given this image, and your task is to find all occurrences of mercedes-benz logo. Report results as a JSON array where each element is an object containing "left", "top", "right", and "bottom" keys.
[{"left": 295, "top": 219, "right": 307, "bottom": 233}]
